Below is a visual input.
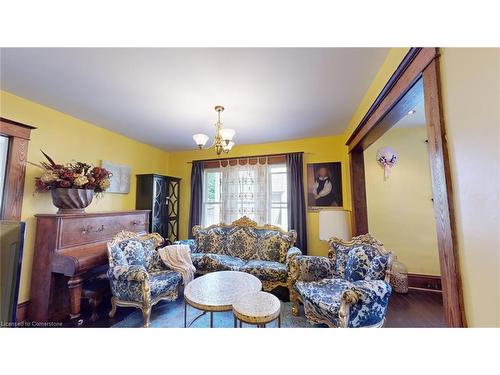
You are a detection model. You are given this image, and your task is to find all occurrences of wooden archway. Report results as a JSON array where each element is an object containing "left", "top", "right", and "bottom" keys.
[{"left": 346, "top": 48, "right": 465, "bottom": 327}]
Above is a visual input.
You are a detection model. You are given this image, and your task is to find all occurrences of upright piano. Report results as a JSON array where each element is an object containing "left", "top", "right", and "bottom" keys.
[{"left": 28, "top": 210, "right": 150, "bottom": 322}]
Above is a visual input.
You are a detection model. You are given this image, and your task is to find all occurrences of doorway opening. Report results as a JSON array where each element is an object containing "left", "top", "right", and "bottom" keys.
[{"left": 346, "top": 48, "right": 465, "bottom": 327}]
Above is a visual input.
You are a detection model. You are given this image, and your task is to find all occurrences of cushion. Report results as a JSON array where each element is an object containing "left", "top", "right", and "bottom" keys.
[
  {"left": 190, "top": 253, "right": 205, "bottom": 269},
  {"left": 196, "top": 254, "right": 246, "bottom": 272},
  {"left": 240, "top": 260, "right": 288, "bottom": 282},
  {"left": 256, "top": 229, "right": 294, "bottom": 263},
  {"left": 294, "top": 255, "right": 336, "bottom": 282},
  {"left": 225, "top": 226, "right": 259, "bottom": 260},
  {"left": 141, "top": 237, "right": 164, "bottom": 272},
  {"left": 344, "top": 245, "right": 379, "bottom": 282},
  {"left": 194, "top": 226, "right": 229, "bottom": 255},
  {"left": 115, "top": 239, "right": 146, "bottom": 267},
  {"left": 148, "top": 270, "right": 182, "bottom": 299},
  {"left": 108, "top": 244, "right": 128, "bottom": 268},
  {"left": 365, "top": 255, "right": 390, "bottom": 281},
  {"left": 295, "top": 278, "right": 353, "bottom": 326},
  {"left": 330, "top": 243, "right": 355, "bottom": 278}
]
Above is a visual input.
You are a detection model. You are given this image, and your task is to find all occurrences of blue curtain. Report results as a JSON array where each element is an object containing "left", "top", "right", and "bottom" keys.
[
  {"left": 188, "top": 161, "right": 204, "bottom": 238},
  {"left": 286, "top": 153, "right": 307, "bottom": 254}
]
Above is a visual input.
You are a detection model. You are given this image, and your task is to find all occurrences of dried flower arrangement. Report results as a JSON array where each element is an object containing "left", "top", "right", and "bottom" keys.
[{"left": 32, "top": 150, "right": 112, "bottom": 197}]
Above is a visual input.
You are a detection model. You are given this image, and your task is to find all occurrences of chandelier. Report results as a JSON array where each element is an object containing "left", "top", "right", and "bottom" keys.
[{"left": 192, "top": 105, "right": 235, "bottom": 155}]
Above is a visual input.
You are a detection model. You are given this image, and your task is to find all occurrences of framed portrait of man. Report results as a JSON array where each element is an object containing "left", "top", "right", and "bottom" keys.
[{"left": 306, "top": 162, "right": 343, "bottom": 208}]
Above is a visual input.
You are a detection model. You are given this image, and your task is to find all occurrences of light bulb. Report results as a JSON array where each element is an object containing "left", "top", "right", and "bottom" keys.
[
  {"left": 193, "top": 134, "right": 209, "bottom": 148},
  {"left": 220, "top": 128, "right": 235, "bottom": 142}
]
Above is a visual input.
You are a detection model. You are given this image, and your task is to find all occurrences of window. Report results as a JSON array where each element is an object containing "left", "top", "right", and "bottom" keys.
[
  {"left": 268, "top": 165, "right": 288, "bottom": 230},
  {"left": 202, "top": 164, "right": 288, "bottom": 230},
  {"left": 203, "top": 169, "right": 222, "bottom": 227}
]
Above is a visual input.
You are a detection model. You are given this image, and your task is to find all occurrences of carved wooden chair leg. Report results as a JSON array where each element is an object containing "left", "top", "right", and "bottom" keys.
[
  {"left": 142, "top": 306, "right": 151, "bottom": 328},
  {"left": 109, "top": 297, "right": 118, "bottom": 318}
]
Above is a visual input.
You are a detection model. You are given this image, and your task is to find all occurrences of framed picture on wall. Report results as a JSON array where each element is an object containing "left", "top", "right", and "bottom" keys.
[
  {"left": 306, "top": 162, "right": 343, "bottom": 208},
  {"left": 101, "top": 160, "right": 131, "bottom": 194}
]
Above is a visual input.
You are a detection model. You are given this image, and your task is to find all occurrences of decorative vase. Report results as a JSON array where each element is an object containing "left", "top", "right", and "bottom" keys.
[
  {"left": 50, "top": 188, "right": 94, "bottom": 214},
  {"left": 390, "top": 259, "right": 409, "bottom": 294}
]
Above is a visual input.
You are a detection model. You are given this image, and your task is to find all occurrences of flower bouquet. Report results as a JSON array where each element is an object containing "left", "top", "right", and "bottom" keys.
[{"left": 33, "top": 150, "right": 112, "bottom": 213}]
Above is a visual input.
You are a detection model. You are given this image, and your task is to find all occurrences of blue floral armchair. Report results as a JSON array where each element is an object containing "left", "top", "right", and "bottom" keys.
[
  {"left": 107, "top": 231, "right": 182, "bottom": 327},
  {"left": 289, "top": 234, "right": 394, "bottom": 328}
]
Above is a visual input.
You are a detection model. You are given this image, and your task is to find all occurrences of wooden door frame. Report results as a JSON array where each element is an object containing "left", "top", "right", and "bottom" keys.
[
  {"left": 346, "top": 48, "right": 466, "bottom": 327},
  {"left": 0, "top": 117, "right": 36, "bottom": 220}
]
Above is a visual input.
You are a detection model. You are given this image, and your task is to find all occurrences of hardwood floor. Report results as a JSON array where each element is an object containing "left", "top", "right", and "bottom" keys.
[
  {"left": 62, "top": 287, "right": 446, "bottom": 328},
  {"left": 385, "top": 288, "right": 445, "bottom": 327}
]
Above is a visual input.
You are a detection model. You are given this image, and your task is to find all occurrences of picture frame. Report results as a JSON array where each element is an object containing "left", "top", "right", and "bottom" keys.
[
  {"left": 306, "top": 162, "right": 343, "bottom": 208},
  {"left": 101, "top": 160, "right": 131, "bottom": 194}
]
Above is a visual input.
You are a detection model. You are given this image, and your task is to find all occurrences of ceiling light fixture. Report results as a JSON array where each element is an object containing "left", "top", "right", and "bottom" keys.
[
  {"left": 407, "top": 109, "right": 416, "bottom": 115},
  {"left": 193, "top": 106, "right": 235, "bottom": 155}
]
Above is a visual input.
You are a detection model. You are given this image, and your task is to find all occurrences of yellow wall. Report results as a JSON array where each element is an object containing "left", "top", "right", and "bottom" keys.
[
  {"left": 168, "top": 136, "right": 351, "bottom": 257},
  {"left": 3, "top": 47, "right": 499, "bottom": 327},
  {"left": 348, "top": 47, "right": 500, "bottom": 326},
  {"left": 342, "top": 48, "right": 411, "bottom": 143},
  {"left": 364, "top": 126, "right": 440, "bottom": 275},
  {"left": 0, "top": 91, "right": 170, "bottom": 304},
  {"left": 439, "top": 48, "right": 500, "bottom": 327}
]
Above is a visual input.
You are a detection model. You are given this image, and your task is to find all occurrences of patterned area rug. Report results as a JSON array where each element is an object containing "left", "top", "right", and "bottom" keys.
[{"left": 113, "top": 297, "right": 322, "bottom": 328}]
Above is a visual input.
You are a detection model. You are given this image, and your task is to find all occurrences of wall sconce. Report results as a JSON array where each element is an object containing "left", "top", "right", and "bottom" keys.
[{"left": 377, "top": 146, "right": 398, "bottom": 180}]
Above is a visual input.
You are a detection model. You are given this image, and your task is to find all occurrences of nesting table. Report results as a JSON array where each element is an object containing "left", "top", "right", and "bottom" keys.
[
  {"left": 184, "top": 271, "right": 262, "bottom": 328},
  {"left": 233, "top": 291, "right": 281, "bottom": 328}
]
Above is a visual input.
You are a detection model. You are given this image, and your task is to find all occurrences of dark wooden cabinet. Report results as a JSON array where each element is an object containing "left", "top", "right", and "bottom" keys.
[{"left": 136, "top": 174, "right": 181, "bottom": 244}]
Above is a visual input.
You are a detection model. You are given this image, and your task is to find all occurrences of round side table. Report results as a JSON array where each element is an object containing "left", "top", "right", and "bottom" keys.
[
  {"left": 232, "top": 291, "right": 281, "bottom": 328},
  {"left": 184, "top": 271, "right": 262, "bottom": 328}
]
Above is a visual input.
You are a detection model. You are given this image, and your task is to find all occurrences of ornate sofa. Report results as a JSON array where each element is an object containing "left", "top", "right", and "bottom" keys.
[
  {"left": 177, "top": 216, "right": 302, "bottom": 292},
  {"left": 107, "top": 231, "right": 183, "bottom": 327},
  {"left": 289, "top": 234, "right": 394, "bottom": 328}
]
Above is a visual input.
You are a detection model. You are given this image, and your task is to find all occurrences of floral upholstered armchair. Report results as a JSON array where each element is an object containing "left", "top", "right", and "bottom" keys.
[
  {"left": 176, "top": 216, "right": 302, "bottom": 293},
  {"left": 289, "top": 234, "right": 394, "bottom": 328},
  {"left": 107, "top": 231, "right": 183, "bottom": 327}
]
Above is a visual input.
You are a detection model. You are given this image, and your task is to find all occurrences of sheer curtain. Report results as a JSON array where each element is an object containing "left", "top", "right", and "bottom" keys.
[{"left": 221, "top": 160, "right": 269, "bottom": 225}]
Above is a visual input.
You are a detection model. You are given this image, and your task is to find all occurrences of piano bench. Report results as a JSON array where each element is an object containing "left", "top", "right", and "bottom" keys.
[{"left": 81, "top": 273, "right": 110, "bottom": 322}]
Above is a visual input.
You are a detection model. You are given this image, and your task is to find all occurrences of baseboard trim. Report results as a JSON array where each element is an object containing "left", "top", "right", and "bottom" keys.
[
  {"left": 407, "top": 273, "right": 442, "bottom": 292},
  {"left": 16, "top": 301, "right": 29, "bottom": 322}
]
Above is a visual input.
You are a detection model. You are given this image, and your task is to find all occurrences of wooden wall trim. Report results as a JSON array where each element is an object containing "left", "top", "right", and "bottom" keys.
[
  {"left": 346, "top": 48, "right": 423, "bottom": 146},
  {"left": 347, "top": 48, "right": 437, "bottom": 152},
  {"left": 0, "top": 117, "right": 35, "bottom": 220},
  {"left": 349, "top": 151, "right": 368, "bottom": 235},
  {"left": 16, "top": 301, "right": 29, "bottom": 323},
  {"left": 423, "top": 58, "right": 466, "bottom": 327},
  {"left": 345, "top": 47, "right": 465, "bottom": 327},
  {"left": 2, "top": 136, "right": 30, "bottom": 220},
  {"left": 408, "top": 273, "right": 442, "bottom": 292},
  {"left": 0, "top": 117, "right": 36, "bottom": 140}
]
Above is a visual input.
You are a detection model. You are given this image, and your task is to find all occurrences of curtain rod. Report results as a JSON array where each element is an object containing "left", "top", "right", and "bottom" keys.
[{"left": 187, "top": 152, "right": 304, "bottom": 164}]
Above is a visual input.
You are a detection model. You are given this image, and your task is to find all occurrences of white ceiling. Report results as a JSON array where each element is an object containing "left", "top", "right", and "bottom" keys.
[{"left": 0, "top": 48, "right": 389, "bottom": 151}]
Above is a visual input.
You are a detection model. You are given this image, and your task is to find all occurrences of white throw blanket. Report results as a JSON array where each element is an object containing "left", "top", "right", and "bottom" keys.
[{"left": 158, "top": 244, "right": 195, "bottom": 285}]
